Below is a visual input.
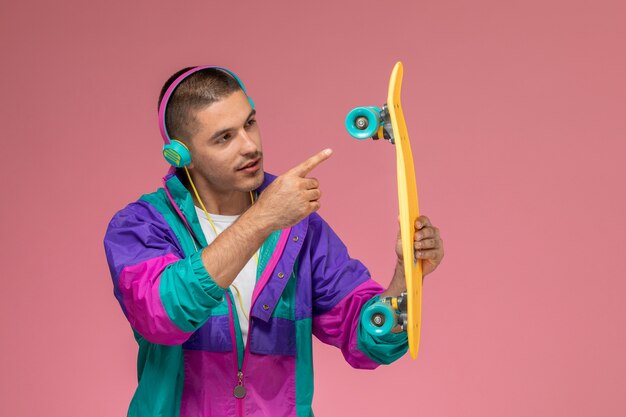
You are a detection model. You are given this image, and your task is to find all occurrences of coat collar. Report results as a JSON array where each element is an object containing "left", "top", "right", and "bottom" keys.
[{"left": 162, "top": 168, "right": 280, "bottom": 247}]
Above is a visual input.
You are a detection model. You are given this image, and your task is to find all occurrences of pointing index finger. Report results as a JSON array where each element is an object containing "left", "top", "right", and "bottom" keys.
[{"left": 291, "top": 148, "right": 333, "bottom": 177}]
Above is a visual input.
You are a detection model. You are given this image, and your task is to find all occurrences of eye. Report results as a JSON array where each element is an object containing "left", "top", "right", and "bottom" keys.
[
  {"left": 246, "top": 118, "right": 257, "bottom": 127},
  {"left": 218, "top": 133, "right": 232, "bottom": 143}
]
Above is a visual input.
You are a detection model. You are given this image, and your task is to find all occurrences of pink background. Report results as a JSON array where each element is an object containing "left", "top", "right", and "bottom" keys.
[{"left": 1, "top": 0, "right": 625, "bottom": 416}]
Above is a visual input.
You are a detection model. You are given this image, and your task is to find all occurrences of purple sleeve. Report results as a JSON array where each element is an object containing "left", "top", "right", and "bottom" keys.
[
  {"left": 307, "top": 212, "right": 385, "bottom": 368},
  {"left": 103, "top": 200, "right": 224, "bottom": 345}
]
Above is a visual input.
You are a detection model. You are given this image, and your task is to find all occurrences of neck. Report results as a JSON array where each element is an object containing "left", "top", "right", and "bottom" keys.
[
  {"left": 181, "top": 168, "right": 254, "bottom": 215},
  {"left": 193, "top": 190, "right": 253, "bottom": 216}
]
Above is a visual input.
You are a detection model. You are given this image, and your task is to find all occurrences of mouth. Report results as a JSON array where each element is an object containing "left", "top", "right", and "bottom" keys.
[{"left": 237, "top": 157, "right": 261, "bottom": 171}]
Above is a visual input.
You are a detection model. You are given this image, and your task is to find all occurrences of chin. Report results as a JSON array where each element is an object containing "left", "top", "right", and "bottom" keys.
[
  {"left": 250, "top": 169, "right": 265, "bottom": 189},
  {"left": 235, "top": 169, "right": 264, "bottom": 192}
]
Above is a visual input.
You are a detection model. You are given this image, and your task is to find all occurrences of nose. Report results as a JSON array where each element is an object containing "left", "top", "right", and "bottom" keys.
[{"left": 240, "top": 129, "right": 258, "bottom": 154}]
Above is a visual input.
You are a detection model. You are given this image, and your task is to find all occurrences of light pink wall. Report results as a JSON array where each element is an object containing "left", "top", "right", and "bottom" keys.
[{"left": 1, "top": 0, "right": 624, "bottom": 416}]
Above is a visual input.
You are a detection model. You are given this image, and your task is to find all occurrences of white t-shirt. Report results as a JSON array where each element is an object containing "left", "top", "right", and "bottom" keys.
[{"left": 195, "top": 206, "right": 258, "bottom": 347}]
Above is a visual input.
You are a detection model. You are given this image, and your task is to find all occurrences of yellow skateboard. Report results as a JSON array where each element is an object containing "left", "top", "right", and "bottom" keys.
[{"left": 345, "top": 61, "right": 422, "bottom": 360}]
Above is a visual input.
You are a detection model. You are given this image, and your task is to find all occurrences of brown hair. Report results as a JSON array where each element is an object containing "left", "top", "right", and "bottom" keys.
[{"left": 158, "top": 67, "right": 243, "bottom": 141}]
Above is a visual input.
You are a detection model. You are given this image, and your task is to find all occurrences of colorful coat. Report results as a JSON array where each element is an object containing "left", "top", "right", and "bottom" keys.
[{"left": 104, "top": 170, "right": 408, "bottom": 417}]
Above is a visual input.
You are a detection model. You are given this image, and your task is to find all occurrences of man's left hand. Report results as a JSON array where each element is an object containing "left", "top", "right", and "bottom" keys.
[{"left": 395, "top": 215, "right": 444, "bottom": 277}]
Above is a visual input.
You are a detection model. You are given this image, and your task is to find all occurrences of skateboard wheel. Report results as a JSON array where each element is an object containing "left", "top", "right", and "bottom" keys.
[
  {"left": 345, "top": 106, "right": 382, "bottom": 139},
  {"left": 362, "top": 302, "right": 396, "bottom": 336}
]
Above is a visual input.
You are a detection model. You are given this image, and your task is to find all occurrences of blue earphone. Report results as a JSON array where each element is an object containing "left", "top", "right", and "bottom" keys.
[{"left": 158, "top": 66, "right": 255, "bottom": 168}]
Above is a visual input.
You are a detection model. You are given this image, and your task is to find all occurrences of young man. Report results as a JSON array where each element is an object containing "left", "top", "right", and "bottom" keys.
[{"left": 104, "top": 66, "right": 444, "bottom": 417}]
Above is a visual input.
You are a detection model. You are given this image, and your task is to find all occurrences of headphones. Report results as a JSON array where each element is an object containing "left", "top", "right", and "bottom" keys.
[{"left": 158, "top": 66, "right": 255, "bottom": 168}]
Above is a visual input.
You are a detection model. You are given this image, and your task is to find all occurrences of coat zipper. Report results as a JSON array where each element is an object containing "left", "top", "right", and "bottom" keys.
[
  {"left": 227, "top": 292, "right": 252, "bottom": 417},
  {"left": 227, "top": 228, "right": 293, "bottom": 417}
]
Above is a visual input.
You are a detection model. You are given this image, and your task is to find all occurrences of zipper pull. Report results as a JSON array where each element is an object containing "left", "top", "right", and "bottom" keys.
[{"left": 233, "top": 371, "right": 246, "bottom": 399}]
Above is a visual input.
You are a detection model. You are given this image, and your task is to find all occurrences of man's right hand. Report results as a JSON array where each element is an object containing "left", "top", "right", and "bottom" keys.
[{"left": 252, "top": 148, "right": 333, "bottom": 231}]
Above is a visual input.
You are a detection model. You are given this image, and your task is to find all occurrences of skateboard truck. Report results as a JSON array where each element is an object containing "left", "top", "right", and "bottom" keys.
[
  {"left": 362, "top": 292, "right": 408, "bottom": 336},
  {"left": 345, "top": 104, "right": 395, "bottom": 144}
]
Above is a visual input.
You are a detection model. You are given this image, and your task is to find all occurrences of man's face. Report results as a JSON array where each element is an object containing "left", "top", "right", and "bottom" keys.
[{"left": 186, "top": 89, "right": 264, "bottom": 195}]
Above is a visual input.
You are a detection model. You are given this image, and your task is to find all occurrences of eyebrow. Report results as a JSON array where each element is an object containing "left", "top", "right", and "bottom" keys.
[{"left": 210, "top": 109, "right": 257, "bottom": 141}]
